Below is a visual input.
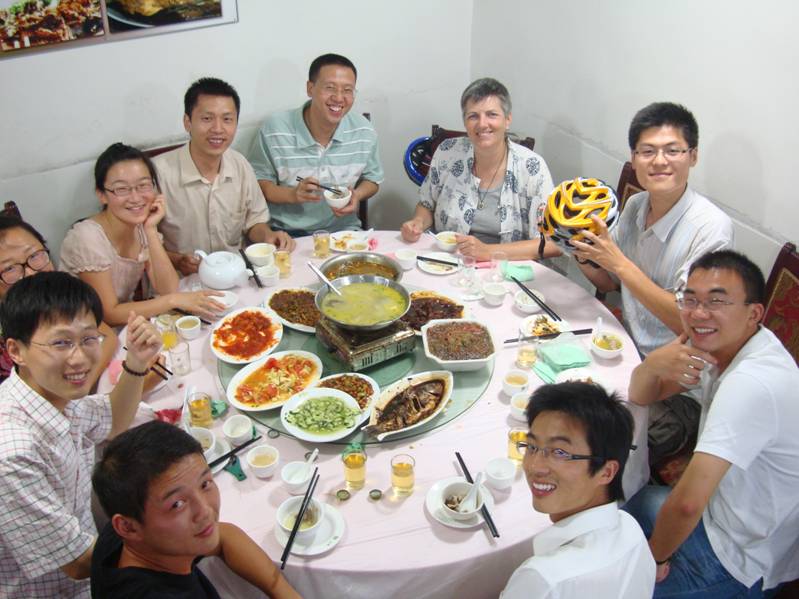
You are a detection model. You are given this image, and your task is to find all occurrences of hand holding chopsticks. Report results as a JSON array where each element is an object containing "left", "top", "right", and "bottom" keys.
[
  {"left": 454, "top": 452, "right": 499, "bottom": 538},
  {"left": 296, "top": 176, "right": 344, "bottom": 197},
  {"left": 510, "top": 276, "right": 561, "bottom": 321},
  {"left": 281, "top": 467, "right": 320, "bottom": 568},
  {"left": 123, "top": 346, "right": 172, "bottom": 381}
]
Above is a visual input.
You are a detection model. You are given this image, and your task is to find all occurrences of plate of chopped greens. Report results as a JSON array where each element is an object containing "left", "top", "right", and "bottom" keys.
[{"left": 280, "top": 388, "right": 362, "bottom": 442}]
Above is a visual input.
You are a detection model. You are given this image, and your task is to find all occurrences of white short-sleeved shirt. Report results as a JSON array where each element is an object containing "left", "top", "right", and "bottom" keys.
[
  {"left": 0, "top": 371, "right": 112, "bottom": 598},
  {"left": 694, "top": 327, "right": 799, "bottom": 589},
  {"left": 501, "top": 502, "right": 655, "bottom": 599},
  {"left": 612, "top": 187, "right": 734, "bottom": 355}
]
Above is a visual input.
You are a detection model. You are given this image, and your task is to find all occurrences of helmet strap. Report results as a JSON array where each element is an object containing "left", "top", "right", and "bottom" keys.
[{"left": 538, "top": 235, "right": 546, "bottom": 260}]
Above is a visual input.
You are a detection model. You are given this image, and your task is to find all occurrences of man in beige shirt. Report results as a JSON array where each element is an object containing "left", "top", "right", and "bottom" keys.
[{"left": 155, "top": 77, "right": 294, "bottom": 275}]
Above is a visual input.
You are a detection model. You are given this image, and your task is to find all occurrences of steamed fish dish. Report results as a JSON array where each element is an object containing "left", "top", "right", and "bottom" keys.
[
  {"left": 366, "top": 373, "right": 452, "bottom": 435},
  {"left": 320, "top": 282, "right": 406, "bottom": 326}
]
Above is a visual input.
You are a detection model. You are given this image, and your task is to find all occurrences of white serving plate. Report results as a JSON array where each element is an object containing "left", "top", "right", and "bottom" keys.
[
  {"left": 210, "top": 307, "right": 283, "bottom": 364},
  {"left": 421, "top": 319, "right": 496, "bottom": 371},
  {"left": 226, "top": 350, "right": 323, "bottom": 411},
  {"left": 518, "top": 315, "right": 570, "bottom": 338},
  {"left": 330, "top": 231, "right": 369, "bottom": 253},
  {"left": 280, "top": 388, "right": 362, "bottom": 443},
  {"left": 312, "top": 372, "right": 380, "bottom": 425},
  {"left": 263, "top": 287, "right": 319, "bottom": 334},
  {"left": 417, "top": 252, "right": 460, "bottom": 275}
]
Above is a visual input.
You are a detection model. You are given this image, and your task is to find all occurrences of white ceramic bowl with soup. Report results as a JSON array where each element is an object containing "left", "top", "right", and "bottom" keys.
[
  {"left": 276, "top": 496, "right": 322, "bottom": 542},
  {"left": 175, "top": 315, "right": 202, "bottom": 340},
  {"left": 509, "top": 391, "right": 530, "bottom": 422},
  {"left": 483, "top": 282, "right": 507, "bottom": 307},
  {"left": 394, "top": 248, "right": 417, "bottom": 270},
  {"left": 514, "top": 289, "right": 545, "bottom": 314},
  {"left": 435, "top": 231, "right": 458, "bottom": 252},
  {"left": 503, "top": 369, "right": 530, "bottom": 396},
  {"left": 222, "top": 414, "right": 253, "bottom": 446},
  {"left": 246, "top": 444, "right": 280, "bottom": 479},
  {"left": 590, "top": 331, "right": 624, "bottom": 359},
  {"left": 324, "top": 187, "right": 351, "bottom": 210},
  {"left": 244, "top": 243, "right": 276, "bottom": 267},
  {"left": 441, "top": 480, "right": 484, "bottom": 521},
  {"left": 190, "top": 427, "right": 217, "bottom": 461}
]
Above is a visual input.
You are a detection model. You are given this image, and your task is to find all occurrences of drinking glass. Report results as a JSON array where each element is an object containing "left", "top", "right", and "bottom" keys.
[
  {"left": 188, "top": 391, "right": 213, "bottom": 428},
  {"left": 313, "top": 230, "right": 331, "bottom": 258},
  {"left": 169, "top": 341, "right": 192, "bottom": 376},
  {"left": 507, "top": 428, "right": 527, "bottom": 463},
  {"left": 490, "top": 251, "right": 508, "bottom": 282},
  {"left": 342, "top": 448, "right": 367, "bottom": 489},
  {"left": 456, "top": 254, "right": 477, "bottom": 288},
  {"left": 275, "top": 250, "right": 292, "bottom": 278},
  {"left": 155, "top": 313, "right": 178, "bottom": 350},
  {"left": 516, "top": 332, "right": 538, "bottom": 368},
  {"left": 391, "top": 454, "right": 415, "bottom": 495}
]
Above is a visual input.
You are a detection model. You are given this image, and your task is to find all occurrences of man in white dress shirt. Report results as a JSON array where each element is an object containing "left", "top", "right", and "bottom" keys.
[{"left": 501, "top": 382, "right": 655, "bottom": 599}]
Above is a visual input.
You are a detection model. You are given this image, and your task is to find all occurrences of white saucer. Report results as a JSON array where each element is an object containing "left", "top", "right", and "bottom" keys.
[
  {"left": 274, "top": 504, "right": 345, "bottom": 556},
  {"left": 425, "top": 476, "right": 495, "bottom": 529},
  {"left": 417, "top": 252, "right": 460, "bottom": 275},
  {"left": 208, "top": 439, "right": 231, "bottom": 475}
]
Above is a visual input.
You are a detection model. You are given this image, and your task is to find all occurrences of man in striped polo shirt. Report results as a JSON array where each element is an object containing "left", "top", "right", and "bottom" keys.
[{"left": 249, "top": 53, "right": 384, "bottom": 235}]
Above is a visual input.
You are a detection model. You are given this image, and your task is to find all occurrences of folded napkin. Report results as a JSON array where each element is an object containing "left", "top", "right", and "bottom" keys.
[
  {"left": 211, "top": 398, "right": 228, "bottom": 419},
  {"left": 475, "top": 261, "right": 492, "bottom": 269},
  {"left": 533, "top": 360, "right": 559, "bottom": 384},
  {"left": 533, "top": 343, "right": 591, "bottom": 383},
  {"left": 502, "top": 262, "right": 534, "bottom": 281}
]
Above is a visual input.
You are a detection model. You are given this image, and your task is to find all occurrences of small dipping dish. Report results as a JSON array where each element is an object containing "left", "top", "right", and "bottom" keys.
[
  {"left": 435, "top": 231, "right": 458, "bottom": 252},
  {"left": 281, "top": 461, "right": 313, "bottom": 495},
  {"left": 590, "top": 331, "right": 624, "bottom": 359},
  {"left": 175, "top": 315, "right": 201, "bottom": 340},
  {"left": 485, "top": 457, "right": 517, "bottom": 490},
  {"left": 222, "top": 414, "right": 253, "bottom": 446},
  {"left": 509, "top": 391, "right": 530, "bottom": 422},
  {"left": 394, "top": 248, "right": 417, "bottom": 270},
  {"left": 276, "top": 496, "right": 322, "bottom": 542},
  {"left": 216, "top": 290, "right": 239, "bottom": 315},
  {"left": 503, "top": 369, "right": 530, "bottom": 396},
  {"left": 483, "top": 282, "right": 507, "bottom": 307},
  {"left": 190, "top": 426, "right": 217, "bottom": 462},
  {"left": 246, "top": 444, "right": 280, "bottom": 479}
]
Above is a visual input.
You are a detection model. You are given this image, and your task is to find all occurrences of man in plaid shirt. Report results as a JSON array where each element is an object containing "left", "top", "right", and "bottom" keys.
[{"left": 0, "top": 272, "right": 162, "bottom": 598}]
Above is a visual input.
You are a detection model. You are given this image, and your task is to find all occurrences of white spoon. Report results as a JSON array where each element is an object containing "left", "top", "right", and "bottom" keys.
[
  {"left": 593, "top": 316, "right": 603, "bottom": 342},
  {"left": 458, "top": 472, "right": 483, "bottom": 513},
  {"left": 290, "top": 448, "right": 319, "bottom": 483}
]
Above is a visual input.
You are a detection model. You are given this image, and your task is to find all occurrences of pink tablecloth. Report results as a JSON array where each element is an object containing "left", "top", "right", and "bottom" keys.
[{"left": 116, "top": 231, "right": 649, "bottom": 599}]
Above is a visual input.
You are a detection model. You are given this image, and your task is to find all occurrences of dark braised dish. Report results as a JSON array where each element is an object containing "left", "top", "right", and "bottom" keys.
[
  {"left": 268, "top": 289, "right": 321, "bottom": 328},
  {"left": 425, "top": 321, "right": 494, "bottom": 361},
  {"left": 400, "top": 291, "right": 464, "bottom": 331}
]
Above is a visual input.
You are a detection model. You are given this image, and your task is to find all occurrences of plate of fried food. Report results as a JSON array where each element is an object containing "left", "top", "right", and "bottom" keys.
[
  {"left": 312, "top": 372, "right": 380, "bottom": 425},
  {"left": 226, "top": 350, "right": 323, "bottom": 411},
  {"left": 519, "top": 314, "right": 570, "bottom": 339},
  {"left": 400, "top": 290, "right": 466, "bottom": 335},
  {"left": 210, "top": 307, "right": 283, "bottom": 364},
  {"left": 281, "top": 388, "right": 363, "bottom": 442},
  {"left": 330, "top": 231, "right": 369, "bottom": 253},
  {"left": 265, "top": 288, "right": 321, "bottom": 333}
]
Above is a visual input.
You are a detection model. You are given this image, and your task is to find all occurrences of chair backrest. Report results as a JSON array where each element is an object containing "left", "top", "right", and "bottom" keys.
[
  {"left": 1, "top": 201, "right": 22, "bottom": 220},
  {"left": 763, "top": 241, "right": 799, "bottom": 365},
  {"left": 143, "top": 143, "right": 184, "bottom": 159},
  {"left": 615, "top": 161, "right": 644, "bottom": 212},
  {"left": 430, "top": 125, "right": 535, "bottom": 157}
]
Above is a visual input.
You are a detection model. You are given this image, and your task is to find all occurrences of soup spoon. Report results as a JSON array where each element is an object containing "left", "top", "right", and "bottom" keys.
[
  {"left": 307, "top": 262, "right": 342, "bottom": 296},
  {"left": 458, "top": 472, "right": 483, "bottom": 513}
]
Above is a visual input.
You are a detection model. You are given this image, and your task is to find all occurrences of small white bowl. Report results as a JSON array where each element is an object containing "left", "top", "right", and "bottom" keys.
[
  {"left": 256, "top": 265, "right": 280, "bottom": 287},
  {"left": 483, "top": 282, "right": 507, "bottom": 306},
  {"left": 246, "top": 444, "right": 280, "bottom": 479},
  {"left": 485, "top": 457, "right": 517, "bottom": 491},
  {"left": 441, "top": 480, "right": 484, "bottom": 521},
  {"left": 222, "top": 414, "right": 253, "bottom": 446},
  {"left": 245, "top": 243, "right": 276, "bottom": 267},
  {"left": 175, "top": 315, "right": 202, "bottom": 340},
  {"left": 394, "top": 248, "right": 417, "bottom": 270},
  {"left": 514, "top": 289, "right": 545, "bottom": 314},
  {"left": 346, "top": 239, "right": 369, "bottom": 252},
  {"left": 276, "top": 496, "right": 322, "bottom": 542},
  {"left": 435, "top": 231, "right": 458, "bottom": 252},
  {"left": 281, "top": 461, "right": 313, "bottom": 495},
  {"left": 324, "top": 187, "right": 351, "bottom": 209},
  {"left": 503, "top": 369, "right": 530, "bottom": 396},
  {"left": 590, "top": 331, "right": 624, "bottom": 360},
  {"left": 217, "top": 290, "right": 238, "bottom": 314},
  {"left": 509, "top": 391, "right": 530, "bottom": 422},
  {"left": 190, "top": 427, "right": 217, "bottom": 462}
]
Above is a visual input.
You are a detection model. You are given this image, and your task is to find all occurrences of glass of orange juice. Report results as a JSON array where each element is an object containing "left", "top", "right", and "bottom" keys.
[
  {"left": 391, "top": 454, "right": 415, "bottom": 496},
  {"left": 342, "top": 446, "right": 367, "bottom": 489},
  {"left": 155, "top": 314, "right": 178, "bottom": 350}
]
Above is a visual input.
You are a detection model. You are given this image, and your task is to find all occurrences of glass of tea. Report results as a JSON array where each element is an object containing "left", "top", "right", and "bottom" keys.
[
  {"left": 391, "top": 454, "right": 415, "bottom": 496},
  {"left": 275, "top": 249, "right": 292, "bottom": 278},
  {"left": 313, "top": 230, "right": 331, "bottom": 258},
  {"left": 188, "top": 391, "right": 213, "bottom": 428},
  {"left": 516, "top": 332, "right": 538, "bottom": 368},
  {"left": 342, "top": 446, "right": 367, "bottom": 489},
  {"left": 507, "top": 428, "right": 528, "bottom": 463}
]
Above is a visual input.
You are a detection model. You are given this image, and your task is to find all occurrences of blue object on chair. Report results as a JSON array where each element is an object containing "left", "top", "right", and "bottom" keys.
[{"left": 404, "top": 136, "right": 431, "bottom": 186}]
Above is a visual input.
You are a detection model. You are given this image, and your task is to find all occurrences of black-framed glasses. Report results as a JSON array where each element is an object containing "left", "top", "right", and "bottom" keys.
[
  {"left": 29, "top": 334, "right": 105, "bottom": 355},
  {"left": 0, "top": 249, "right": 51, "bottom": 285},
  {"left": 675, "top": 290, "right": 750, "bottom": 312},
  {"left": 515, "top": 441, "right": 605, "bottom": 463},
  {"left": 632, "top": 146, "right": 693, "bottom": 161},
  {"left": 103, "top": 180, "right": 155, "bottom": 198}
]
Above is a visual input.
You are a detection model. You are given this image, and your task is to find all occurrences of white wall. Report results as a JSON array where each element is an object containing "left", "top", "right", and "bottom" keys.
[
  {"left": 0, "top": 1, "right": 473, "bottom": 254},
  {"left": 471, "top": 0, "right": 798, "bottom": 277}
]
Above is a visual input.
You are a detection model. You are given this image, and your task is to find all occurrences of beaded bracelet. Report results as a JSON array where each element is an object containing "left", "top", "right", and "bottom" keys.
[{"left": 121, "top": 360, "right": 148, "bottom": 377}]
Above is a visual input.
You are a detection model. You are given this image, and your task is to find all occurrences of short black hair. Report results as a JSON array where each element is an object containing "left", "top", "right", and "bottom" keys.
[
  {"left": 0, "top": 216, "right": 48, "bottom": 249},
  {"left": 628, "top": 102, "right": 698, "bottom": 150},
  {"left": 184, "top": 76, "right": 241, "bottom": 117},
  {"left": 93, "top": 421, "right": 203, "bottom": 522},
  {"left": 526, "top": 382, "right": 634, "bottom": 502},
  {"left": 688, "top": 250, "right": 766, "bottom": 305},
  {"left": 94, "top": 142, "right": 159, "bottom": 193},
  {"left": 308, "top": 53, "right": 357, "bottom": 82},
  {"left": 0, "top": 271, "right": 103, "bottom": 345}
]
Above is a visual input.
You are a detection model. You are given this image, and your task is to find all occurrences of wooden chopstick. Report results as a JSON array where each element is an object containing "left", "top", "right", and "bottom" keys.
[
  {"left": 173, "top": 308, "right": 211, "bottom": 326},
  {"left": 208, "top": 434, "right": 262, "bottom": 468},
  {"left": 295, "top": 176, "right": 344, "bottom": 197},
  {"left": 454, "top": 452, "right": 499, "bottom": 538},
  {"left": 122, "top": 347, "right": 172, "bottom": 379},
  {"left": 417, "top": 255, "right": 459, "bottom": 267},
  {"left": 510, "top": 276, "right": 561, "bottom": 321},
  {"left": 238, "top": 249, "right": 264, "bottom": 288},
  {"left": 503, "top": 328, "right": 593, "bottom": 344},
  {"left": 281, "top": 468, "right": 320, "bottom": 568}
]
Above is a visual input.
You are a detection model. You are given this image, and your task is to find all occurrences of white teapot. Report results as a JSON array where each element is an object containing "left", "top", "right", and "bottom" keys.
[{"left": 194, "top": 250, "right": 252, "bottom": 290}]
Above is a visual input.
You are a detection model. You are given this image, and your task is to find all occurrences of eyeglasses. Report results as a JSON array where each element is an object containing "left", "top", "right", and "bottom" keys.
[
  {"left": 30, "top": 334, "right": 105, "bottom": 355},
  {"left": 103, "top": 180, "right": 155, "bottom": 198},
  {"left": 0, "top": 249, "right": 51, "bottom": 285},
  {"left": 319, "top": 84, "right": 356, "bottom": 99},
  {"left": 675, "top": 290, "right": 751, "bottom": 312},
  {"left": 515, "top": 441, "right": 605, "bottom": 463},
  {"left": 633, "top": 146, "right": 693, "bottom": 161}
]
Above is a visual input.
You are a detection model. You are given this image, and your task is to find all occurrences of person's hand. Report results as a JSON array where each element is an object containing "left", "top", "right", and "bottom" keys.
[
  {"left": 571, "top": 215, "right": 628, "bottom": 274},
  {"left": 266, "top": 230, "right": 296, "bottom": 251},
  {"left": 400, "top": 217, "right": 425, "bottom": 243},
  {"left": 331, "top": 187, "right": 358, "bottom": 216},
  {"left": 294, "top": 177, "right": 323, "bottom": 204},
  {"left": 171, "top": 290, "right": 225, "bottom": 321},
  {"left": 144, "top": 194, "right": 167, "bottom": 230},
  {"left": 142, "top": 354, "right": 167, "bottom": 393},
  {"left": 655, "top": 561, "right": 671, "bottom": 583},
  {"left": 124, "top": 312, "right": 162, "bottom": 373},
  {"left": 175, "top": 253, "right": 201, "bottom": 276},
  {"left": 455, "top": 234, "right": 491, "bottom": 261},
  {"left": 642, "top": 333, "right": 718, "bottom": 387}
]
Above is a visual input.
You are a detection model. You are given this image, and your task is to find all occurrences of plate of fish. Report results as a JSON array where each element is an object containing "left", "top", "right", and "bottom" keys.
[{"left": 210, "top": 307, "right": 283, "bottom": 364}]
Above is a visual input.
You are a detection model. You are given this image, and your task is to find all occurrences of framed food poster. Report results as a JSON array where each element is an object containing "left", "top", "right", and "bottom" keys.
[{"left": 0, "top": 0, "right": 237, "bottom": 56}]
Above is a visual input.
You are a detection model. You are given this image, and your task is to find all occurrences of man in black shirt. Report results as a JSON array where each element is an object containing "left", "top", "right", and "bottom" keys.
[{"left": 91, "top": 421, "right": 299, "bottom": 598}]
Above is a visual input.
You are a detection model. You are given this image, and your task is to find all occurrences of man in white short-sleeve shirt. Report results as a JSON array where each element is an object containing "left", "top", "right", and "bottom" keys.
[
  {"left": 626, "top": 250, "right": 799, "bottom": 597},
  {"left": 501, "top": 382, "right": 655, "bottom": 599}
]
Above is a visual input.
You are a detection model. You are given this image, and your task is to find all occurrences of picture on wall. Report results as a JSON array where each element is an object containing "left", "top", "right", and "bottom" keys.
[
  {"left": 0, "top": 0, "right": 104, "bottom": 52},
  {"left": 106, "top": 0, "right": 221, "bottom": 33}
]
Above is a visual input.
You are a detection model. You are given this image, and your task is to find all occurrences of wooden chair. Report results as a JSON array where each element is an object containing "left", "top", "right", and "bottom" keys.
[
  {"left": 763, "top": 242, "right": 799, "bottom": 365},
  {"left": 615, "top": 161, "right": 643, "bottom": 212},
  {"left": 1, "top": 201, "right": 22, "bottom": 220}
]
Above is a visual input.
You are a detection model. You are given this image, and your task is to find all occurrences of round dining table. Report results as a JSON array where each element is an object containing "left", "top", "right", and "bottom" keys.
[{"left": 115, "top": 231, "right": 650, "bottom": 599}]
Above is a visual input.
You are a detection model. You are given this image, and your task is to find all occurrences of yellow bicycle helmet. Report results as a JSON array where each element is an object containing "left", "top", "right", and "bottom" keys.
[{"left": 537, "top": 177, "right": 619, "bottom": 257}]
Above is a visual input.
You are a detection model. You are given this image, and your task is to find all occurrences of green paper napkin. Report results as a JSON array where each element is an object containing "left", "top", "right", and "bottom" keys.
[
  {"left": 533, "top": 360, "right": 559, "bottom": 384},
  {"left": 211, "top": 399, "right": 228, "bottom": 419},
  {"left": 538, "top": 344, "right": 591, "bottom": 370},
  {"left": 502, "top": 262, "right": 534, "bottom": 282}
]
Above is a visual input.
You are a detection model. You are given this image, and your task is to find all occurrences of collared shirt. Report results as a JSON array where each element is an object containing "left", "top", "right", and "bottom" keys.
[
  {"left": 694, "top": 327, "right": 799, "bottom": 589},
  {"left": 612, "top": 187, "right": 733, "bottom": 355},
  {"left": 154, "top": 143, "right": 270, "bottom": 255},
  {"left": 249, "top": 103, "right": 384, "bottom": 234},
  {"left": 501, "top": 502, "right": 655, "bottom": 599},
  {"left": 0, "top": 371, "right": 112, "bottom": 598},
  {"left": 419, "top": 137, "right": 553, "bottom": 244}
]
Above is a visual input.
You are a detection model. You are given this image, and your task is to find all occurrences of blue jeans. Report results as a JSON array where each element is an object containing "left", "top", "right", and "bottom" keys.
[{"left": 623, "top": 486, "right": 779, "bottom": 599}]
